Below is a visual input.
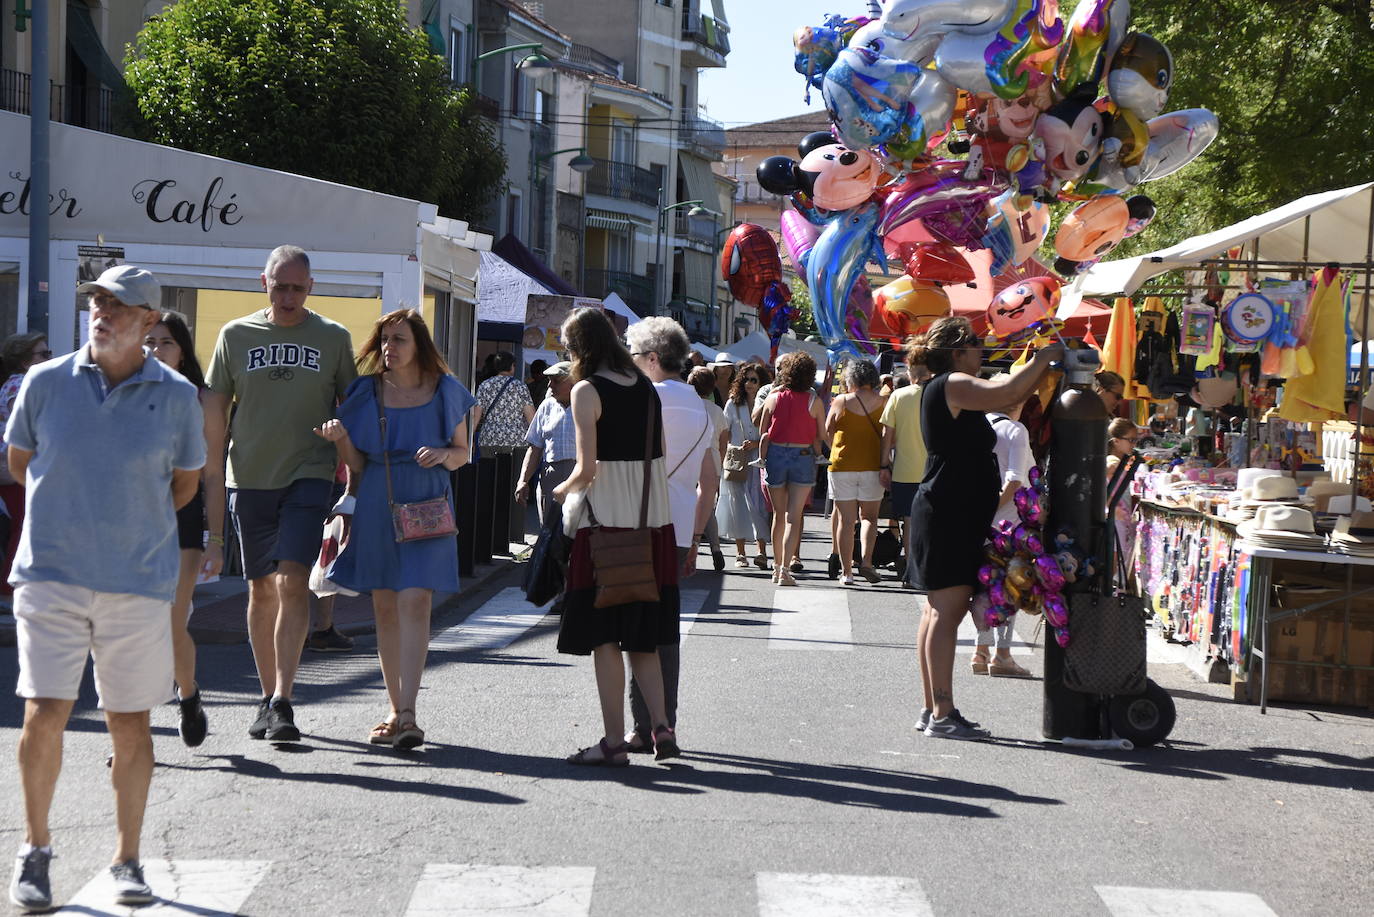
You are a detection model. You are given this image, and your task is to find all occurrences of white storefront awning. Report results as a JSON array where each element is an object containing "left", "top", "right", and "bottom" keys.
[{"left": 1059, "top": 182, "right": 1374, "bottom": 317}]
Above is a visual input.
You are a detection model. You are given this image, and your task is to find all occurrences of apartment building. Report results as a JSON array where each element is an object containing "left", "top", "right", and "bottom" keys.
[{"left": 527, "top": 0, "right": 735, "bottom": 343}]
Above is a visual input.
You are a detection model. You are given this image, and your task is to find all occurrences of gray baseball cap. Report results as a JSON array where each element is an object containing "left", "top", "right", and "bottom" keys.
[{"left": 76, "top": 264, "right": 161, "bottom": 308}]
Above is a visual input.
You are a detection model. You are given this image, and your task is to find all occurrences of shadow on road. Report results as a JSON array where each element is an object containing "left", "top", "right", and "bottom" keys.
[{"left": 1109, "top": 743, "right": 1374, "bottom": 789}]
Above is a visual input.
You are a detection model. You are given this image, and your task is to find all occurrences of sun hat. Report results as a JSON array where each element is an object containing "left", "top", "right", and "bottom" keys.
[
  {"left": 1239, "top": 504, "right": 1326, "bottom": 547},
  {"left": 1243, "top": 475, "right": 1300, "bottom": 503},
  {"left": 76, "top": 264, "right": 161, "bottom": 308}
]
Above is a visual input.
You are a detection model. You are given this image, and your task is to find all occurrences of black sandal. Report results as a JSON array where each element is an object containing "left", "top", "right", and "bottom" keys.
[
  {"left": 652, "top": 725, "right": 681, "bottom": 761},
  {"left": 566, "top": 737, "right": 629, "bottom": 767}
]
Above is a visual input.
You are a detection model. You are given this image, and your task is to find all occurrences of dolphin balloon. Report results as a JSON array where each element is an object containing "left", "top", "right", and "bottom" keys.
[{"left": 805, "top": 201, "right": 885, "bottom": 362}]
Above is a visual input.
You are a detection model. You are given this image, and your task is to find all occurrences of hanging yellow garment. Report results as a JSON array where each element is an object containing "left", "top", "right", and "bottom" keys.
[
  {"left": 1277, "top": 271, "right": 1347, "bottom": 422},
  {"left": 1100, "top": 296, "right": 1140, "bottom": 397}
]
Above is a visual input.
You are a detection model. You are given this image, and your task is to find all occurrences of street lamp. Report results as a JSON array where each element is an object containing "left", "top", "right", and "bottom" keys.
[
  {"left": 470, "top": 43, "right": 549, "bottom": 93},
  {"left": 539, "top": 147, "right": 595, "bottom": 173},
  {"left": 690, "top": 206, "right": 726, "bottom": 344},
  {"left": 655, "top": 198, "right": 703, "bottom": 317}
]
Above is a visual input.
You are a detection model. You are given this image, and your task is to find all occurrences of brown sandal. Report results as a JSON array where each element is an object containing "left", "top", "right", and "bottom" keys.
[
  {"left": 369, "top": 718, "right": 400, "bottom": 746},
  {"left": 394, "top": 709, "right": 425, "bottom": 750}
]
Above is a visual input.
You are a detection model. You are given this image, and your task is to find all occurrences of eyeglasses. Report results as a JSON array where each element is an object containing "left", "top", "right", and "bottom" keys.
[
  {"left": 743, "top": 376, "right": 760, "bottom": 383},
  {"left": 1107, "top": 389, "right": 1125, "bottom": 398},
  {"left": 630, "top": 350, "right": 655, "bottom": 358},
  {"left": 32, "top": 349, "right": 52, "bottom": 360}
]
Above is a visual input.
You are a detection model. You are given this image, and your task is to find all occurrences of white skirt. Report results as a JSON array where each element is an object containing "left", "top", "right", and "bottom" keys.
[{"left": 716, "top": 466, "right": 770, "bottom": 541}]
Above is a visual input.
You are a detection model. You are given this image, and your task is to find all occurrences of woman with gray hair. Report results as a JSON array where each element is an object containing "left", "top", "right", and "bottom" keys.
[
  {"left": 622, "top": 317, "right": 717, "bottom": 754},
  {"left": 824, "top": 359, "right": 887, "bottom": 585}
]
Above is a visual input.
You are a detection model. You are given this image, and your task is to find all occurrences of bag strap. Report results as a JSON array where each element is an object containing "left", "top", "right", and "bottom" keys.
[
  {"left": 639, "top": 382, "right": 654, "bottom": 530},
  {"left": 668, "top": 416, "right": 712, "bottom": 481},
  {"left": 373, "top": 375, "right": 396, "bottom": 512},
  {"left": 855, "top": 392, "right": 884, "bottom": 439},
  {"left": 475, "top": 375, "right": 516, "bottom": 438}
]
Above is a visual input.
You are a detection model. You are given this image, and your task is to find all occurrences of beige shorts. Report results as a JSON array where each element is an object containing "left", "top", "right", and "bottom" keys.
[
  {"left": 14, "top": 581, "right": 173, "bottom": 713},
  {"left": 828, "top": 470, "right": 884, "bottom": 503}
]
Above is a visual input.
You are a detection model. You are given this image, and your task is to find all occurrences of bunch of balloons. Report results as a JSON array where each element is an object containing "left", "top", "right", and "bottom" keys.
[
  {"left": 975, "top": 467, "right": 1076, "bottom": 647},
  {"left": 733, "top": 0, "right": 1218, "bottom": 362}
]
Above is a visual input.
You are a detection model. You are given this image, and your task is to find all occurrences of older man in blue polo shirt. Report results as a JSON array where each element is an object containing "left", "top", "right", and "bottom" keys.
[
  {"left": 6, "top": 265, "right": 205, "bottom": 911},
  {"left": 515, "top": 360, "right": 577, "bottom": 528}
]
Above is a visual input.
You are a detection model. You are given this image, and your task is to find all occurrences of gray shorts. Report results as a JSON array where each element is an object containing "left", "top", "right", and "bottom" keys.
[{"left": 229, "top": 478, "right": 333, "bottom": 580}]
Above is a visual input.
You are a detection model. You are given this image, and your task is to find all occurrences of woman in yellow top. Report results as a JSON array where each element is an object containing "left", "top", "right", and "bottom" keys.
[{"left": 825, "top": 360, "right": 888, "bottom": 585}]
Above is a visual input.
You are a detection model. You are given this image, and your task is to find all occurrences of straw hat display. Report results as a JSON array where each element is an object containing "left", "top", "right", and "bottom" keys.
[
  {"left": 1330, "top": 512, "right": 1374, "bottom": 557},
  {"left": 1238, "top": 505, "right": 1327, "bottom": 550}
]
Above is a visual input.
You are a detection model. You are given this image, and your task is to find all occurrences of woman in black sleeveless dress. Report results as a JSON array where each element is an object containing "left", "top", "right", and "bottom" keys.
[
  {"left": 907, "top": 317, "right": 1061, "bottom": 740},
  {"left": 552, "top": 308, "right": 679, "bottom": 766}
]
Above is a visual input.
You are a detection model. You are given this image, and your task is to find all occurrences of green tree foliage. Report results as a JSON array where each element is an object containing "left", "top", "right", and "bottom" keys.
[
  {"left": 788, "top": 276, "right": 819, "bottom": 340},
  {"left": 124, "top": 0, "right": 506, "bottom": 218},
  {"left": 1112, "top": 0, "right": 1374, "bottom": 255}
]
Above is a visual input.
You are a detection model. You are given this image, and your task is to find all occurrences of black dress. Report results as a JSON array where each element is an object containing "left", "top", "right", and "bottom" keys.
[{"left": 908, "top": 373, "right": 1001, "bottom": 591}]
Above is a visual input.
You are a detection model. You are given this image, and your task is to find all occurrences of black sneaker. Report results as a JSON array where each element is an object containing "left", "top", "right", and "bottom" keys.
[
  {"left": 10, "top": 846, "right": 52, "bottom": 912},
  {"left": 827, "top": 553, "right": 841, "bottom": 580},
  {"left": 110, "top": 859, "right": 153, "bottom": 905},
  {"left": 264, "top": 697, "right": 301, "bottom": 743},
  {"left": 247, "top": 696, "right": 272, "bottom": 739},
  {"left": 712, "top": 551, "right": 725, "bottom": 572},
  {"left": 305, "top": 626, "right": 354, "bottom": 652},
  {"left": 178, "top": 689, "right": 208, "bottom": 748}
]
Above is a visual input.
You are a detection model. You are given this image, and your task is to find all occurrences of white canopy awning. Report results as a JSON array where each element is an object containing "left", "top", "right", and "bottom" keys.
[{"left": 1059, "top": 182, "right": 1374, "bottom": 317}]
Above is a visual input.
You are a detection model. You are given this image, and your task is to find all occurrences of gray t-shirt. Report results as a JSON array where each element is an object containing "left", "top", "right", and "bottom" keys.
[
  {"left": 5, "top": 348, "right": 206, "bottom": 601},
  {"left": 206, "top": 309, "right": 356, "bottom": 490}
]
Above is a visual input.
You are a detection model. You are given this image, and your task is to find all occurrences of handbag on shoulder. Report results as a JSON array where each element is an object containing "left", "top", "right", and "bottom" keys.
[
  {"left": 374, "top": 375, "right": 458, "bottom": 543},
  {"left": 723, "top": 444, "right": 749, "bottom": 482},
  {"left": 587, "top": 389, "right": 660, "bottom": 608}
]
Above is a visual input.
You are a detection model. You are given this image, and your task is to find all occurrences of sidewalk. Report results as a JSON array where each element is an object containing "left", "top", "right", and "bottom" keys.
[{"left": 0, "top": 540, "right": 532, "bottom": 648}]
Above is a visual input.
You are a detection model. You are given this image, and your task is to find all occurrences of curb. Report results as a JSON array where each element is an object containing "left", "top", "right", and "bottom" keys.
[{"left": 187, "top": 554, "right": 525, "bottom": 646}]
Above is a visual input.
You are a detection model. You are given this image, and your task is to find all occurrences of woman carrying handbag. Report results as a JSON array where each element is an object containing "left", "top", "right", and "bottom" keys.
[
  {"left": 552, "top": 308, "right": 679, "bottom": 767},
  {"left": 314, "top": 309, "right": 475, "bottom": 750}
]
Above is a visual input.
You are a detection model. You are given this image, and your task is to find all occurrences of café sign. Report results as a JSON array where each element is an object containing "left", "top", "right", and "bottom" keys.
[{"left": 0, "top": 109, "right": 426, "bottom": 254}]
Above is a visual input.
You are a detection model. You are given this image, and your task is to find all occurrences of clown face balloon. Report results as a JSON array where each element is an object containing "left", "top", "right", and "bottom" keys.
[
  {"left": 987, "top": 277, "right": 1062, "bottom": 341},
  {"left": 1055, "top": 194, "right": 1130, "bottom": 262},
  {"left": 798, "top": 143, "right": 879, "bottom": 211}
]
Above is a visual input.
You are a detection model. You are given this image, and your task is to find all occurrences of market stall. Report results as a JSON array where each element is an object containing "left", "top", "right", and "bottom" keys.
[{"left": 1070, "top": 182, "right": 1374, "bottom": 712}]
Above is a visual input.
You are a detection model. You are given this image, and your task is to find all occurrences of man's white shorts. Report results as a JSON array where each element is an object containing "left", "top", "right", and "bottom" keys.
[
  {"left": 828, "top": 469, "right": 885, "bottom": 503},
  {"left": 14, "top": 581, "right": 173, "bottom": 713}
]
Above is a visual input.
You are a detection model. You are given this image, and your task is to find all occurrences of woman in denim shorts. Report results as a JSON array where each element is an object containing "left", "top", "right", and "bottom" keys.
[{"left": 756, "top": 352, "right": 826, "bottom": 586}]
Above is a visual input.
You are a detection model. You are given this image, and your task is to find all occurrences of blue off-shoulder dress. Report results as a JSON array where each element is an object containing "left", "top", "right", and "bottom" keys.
[{"left": 329, "top": 374, "right": 476, "bottom": 593}]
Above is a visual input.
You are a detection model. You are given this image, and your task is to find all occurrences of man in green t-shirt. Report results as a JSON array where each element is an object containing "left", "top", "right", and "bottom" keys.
[{"left": 204, "top": 245, "right": 357, "bottom": 743}]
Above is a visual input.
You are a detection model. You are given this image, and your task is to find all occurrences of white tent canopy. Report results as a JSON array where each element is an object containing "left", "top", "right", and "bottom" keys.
[{"left": 1059, "top": 182, "right": 1374, "bottom": 317}]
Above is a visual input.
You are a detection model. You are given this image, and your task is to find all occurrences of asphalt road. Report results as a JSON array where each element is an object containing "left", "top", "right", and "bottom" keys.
[{"left": 2, "top": 517, "right": 1372, "bottom": 916}]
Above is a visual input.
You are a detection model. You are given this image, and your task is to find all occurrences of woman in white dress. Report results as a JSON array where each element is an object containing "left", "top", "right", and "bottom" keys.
[{"left": 716, "top": 362, "right": 771, "bottom": 568}]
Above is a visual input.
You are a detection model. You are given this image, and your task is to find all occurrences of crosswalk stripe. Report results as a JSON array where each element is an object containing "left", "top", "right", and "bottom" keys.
[
  {"left": 1095, "top": 886, "right": 1278, "bottom": 916},
  {"left": 430, "top": 588, "right": 551, "bottom": 652},
  {"left": 768, "top": 588, "right": 853, "bottom": 651},
  {"left": 756, "top": 872, "right": 933, "bottom": 917},
  {"left": 404, "top": 864, "right": 595, "bottom": 916},
  {"left": 57, "top": 859, "right": 270, "bottom": 915},
  {"left": 680, "top": 587, "right": 709, "bottom": 639}
]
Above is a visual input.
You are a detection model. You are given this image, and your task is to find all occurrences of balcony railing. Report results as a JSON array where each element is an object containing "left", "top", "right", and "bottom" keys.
[
  {"left": 2, "top": 68, "right": 116, "bottom": 133},
  {"left": 679, "top": 112, "right": 726, "bottom": 156},
  {"left": 585, "top": 158, "right": 659, "bottom": 207},
  {"left": 566, "top": 43, "right": 622, "bottom": 79},
  {"left": 586, "top": 268, "right": 653, "bottom": 313},
  {"left": 470, "top": 91, "right": 500, "bottom": 121},
  {"left": 681, "top": 10, "right": 731, "bottom": 56}
]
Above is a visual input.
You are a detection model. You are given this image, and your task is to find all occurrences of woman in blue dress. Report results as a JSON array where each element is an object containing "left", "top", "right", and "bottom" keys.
[{"left": 315, "top": 309, "right": 475, "bottom": 750}]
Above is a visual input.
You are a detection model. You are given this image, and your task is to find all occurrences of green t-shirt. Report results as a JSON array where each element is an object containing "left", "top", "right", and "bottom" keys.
[
  {"left": 206, "top": 309, "right": 357, "bottom": 490},
  {"left": 879, "top": 383, "right": 927, "bottom": 484}
]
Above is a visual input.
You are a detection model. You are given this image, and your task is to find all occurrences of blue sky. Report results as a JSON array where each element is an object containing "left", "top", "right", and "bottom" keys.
[{"left": 697, "top": 1, "right": 846, "bottom": 128}]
